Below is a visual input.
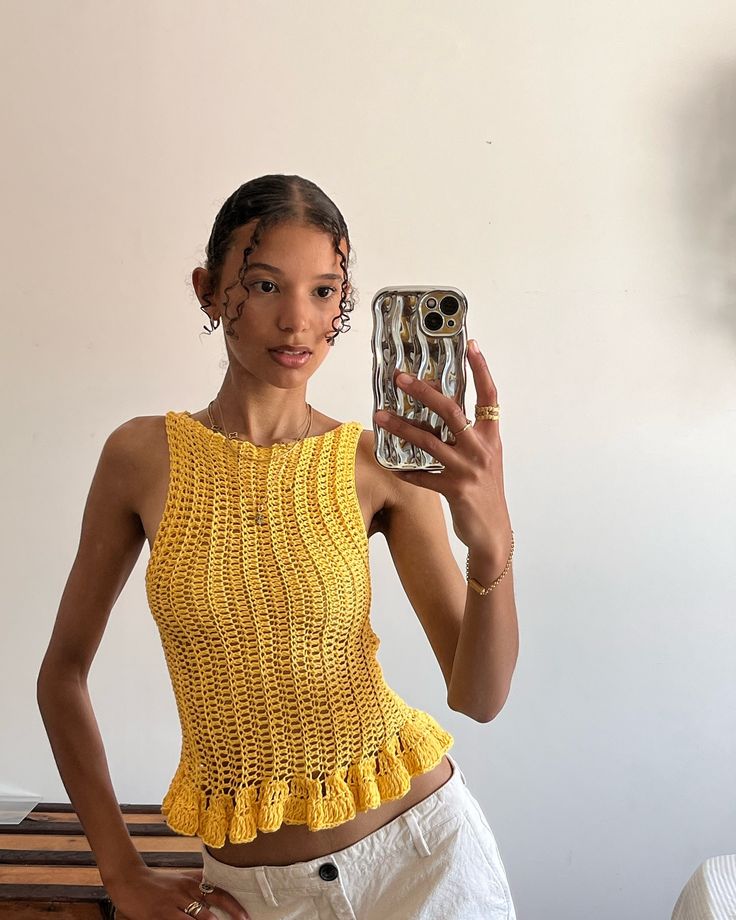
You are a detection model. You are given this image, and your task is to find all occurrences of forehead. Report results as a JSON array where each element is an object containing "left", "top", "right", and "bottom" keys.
[{"left": 226, "top": 220, "right": 347, "bottom": 270}]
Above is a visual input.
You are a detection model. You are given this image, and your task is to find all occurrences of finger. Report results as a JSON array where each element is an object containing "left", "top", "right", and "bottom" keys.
[
  {"left": 204, "top": 889, "right": 251, "bottom": 920},
  {"left": 393, "top": 369, "right": 468, "bottom": 435},
  {"left": 374, "top": 407, "right": 462, "bottom": 469},
  {"left": 467, "top": 341, "right": 502, "bottom": 448},
  {"left": 178, "top": 872, "right": 250, "bottom": 920},
  {"left": 467, "top": 340, "right": 500, "bottom": 434},
  {"left": 191, "top": 899, "right": 250, "bottom": 920}
]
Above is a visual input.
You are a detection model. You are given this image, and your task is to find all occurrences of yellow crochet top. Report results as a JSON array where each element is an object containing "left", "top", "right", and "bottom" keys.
[{"left": 145, "top": 410, "right": 454, "bottom": 848}]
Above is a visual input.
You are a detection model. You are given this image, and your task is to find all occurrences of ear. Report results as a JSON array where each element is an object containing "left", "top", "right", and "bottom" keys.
[
  {"left": 192, "top": 267, "right": 217, "bottom": 309},
  {"left": 192, "top": 267, "right": 221, "bottom": 331}
]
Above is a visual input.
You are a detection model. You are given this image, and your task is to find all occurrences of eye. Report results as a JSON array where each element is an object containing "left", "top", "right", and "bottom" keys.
[
  {"left": 317, "top": 286, "right": 338, "bottom": 299},
  {"left": 251, "top": 280, "right": 277, "bottom": 294}
]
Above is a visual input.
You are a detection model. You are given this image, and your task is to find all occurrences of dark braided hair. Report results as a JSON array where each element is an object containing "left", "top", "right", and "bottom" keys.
[{"left": 198, "top": 175, "right": 356, "bottom": 346}]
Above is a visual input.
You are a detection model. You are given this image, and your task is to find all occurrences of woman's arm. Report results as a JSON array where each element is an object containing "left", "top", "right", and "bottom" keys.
[
  {"left": 446, "top": 540, "right": 518, "bottom": 721},
  {"left": 381, "top": 479, "right": 518, "bottom": 721},
  {"left": 36, "top": 420, "right": 149, "bottom": 888},
  {"left": 375, "top": 341, "right": 519, "bottom": 722}
]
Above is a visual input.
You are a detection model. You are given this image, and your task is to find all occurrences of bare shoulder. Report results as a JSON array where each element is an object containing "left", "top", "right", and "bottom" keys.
[
  {"left": 105, "top": 415, "right": 166, "bottom": 458},
  {"left": 100, "top": 414, "right": 169, "bottom": 512},
  {"left": 103, "top": 414, "right": 167, "bottom": 472},
  {"left": 104, "top": 412, "right": 160, "bottom": 443}
]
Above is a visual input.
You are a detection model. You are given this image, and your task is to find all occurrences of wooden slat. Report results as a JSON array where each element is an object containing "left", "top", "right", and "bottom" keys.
[
  {"left": 1, "top": 867, "right": 103, "bottom": 886},
  {"left": 27, "top": 803, "right": 163, "bottom": 815},
  {"left": 0, "top": 888, "right": 115, "bottom": 912},
  {"left": 0, "top": 901, "right": 105, "bottom": 918},
  {"left": 0, "top": 866, "right": 183, "bottom": 885},
  {"left": 0, "top": 835, "right": 200, "bottom": 853},
  {"left": 1, "top": 851, "right": 203, "bottom": 869},
  {"left": 18, "top": 812, "right": 167, "bottom": 825},
  {"left": 3, "top": 820, "right": 177, "bottom": 837}
]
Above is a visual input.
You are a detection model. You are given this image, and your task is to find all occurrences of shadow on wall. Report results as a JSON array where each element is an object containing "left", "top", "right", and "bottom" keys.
[{"left": 673, "top": 62, "right": 736, "bottom": 339}]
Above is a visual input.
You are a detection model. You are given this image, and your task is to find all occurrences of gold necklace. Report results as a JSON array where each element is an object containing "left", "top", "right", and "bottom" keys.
[{"left": 206, "top": 397, "right": 313, "bottom": 526}]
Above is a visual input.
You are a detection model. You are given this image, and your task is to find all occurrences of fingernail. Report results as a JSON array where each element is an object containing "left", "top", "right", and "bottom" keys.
[
  {"left": 469, "top": 339, "right": 479, "bottom": 353},
  {"left": 396, "top": 372, "right": 413, "bottom": 386}
]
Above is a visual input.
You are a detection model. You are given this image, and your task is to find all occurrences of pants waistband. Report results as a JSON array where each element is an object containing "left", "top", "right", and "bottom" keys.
[{"left": 200, "top": 753, "right": 469, "bottom": 901}]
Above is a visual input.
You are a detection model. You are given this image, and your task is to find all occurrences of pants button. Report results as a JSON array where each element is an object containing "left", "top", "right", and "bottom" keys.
[{"left": 318, "top": 862, "right": 339, "bottom": 881}]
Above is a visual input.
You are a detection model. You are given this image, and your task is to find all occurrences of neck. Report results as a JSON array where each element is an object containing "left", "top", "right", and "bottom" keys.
[{"left": 213, "top": 388, "right": 312, "bottom": 445}]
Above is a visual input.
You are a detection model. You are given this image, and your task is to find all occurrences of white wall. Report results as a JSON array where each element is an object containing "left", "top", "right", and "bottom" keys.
[{"left": 2, "top": 2, "right": 735, "bottom": 918}]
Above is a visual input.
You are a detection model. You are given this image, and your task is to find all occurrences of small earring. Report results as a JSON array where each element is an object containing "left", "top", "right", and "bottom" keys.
[{"left": 199, "top": 304, "right": 220, "bottom": 333}]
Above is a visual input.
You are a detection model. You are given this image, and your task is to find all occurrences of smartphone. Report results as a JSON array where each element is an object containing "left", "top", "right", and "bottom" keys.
[{"left": 371, "top": 285, "right": 469, "bottom": 472}]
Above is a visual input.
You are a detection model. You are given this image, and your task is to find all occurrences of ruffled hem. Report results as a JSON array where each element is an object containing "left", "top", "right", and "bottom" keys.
[{"left": 161, "top": 711, "right": 454, "bottom": 848}]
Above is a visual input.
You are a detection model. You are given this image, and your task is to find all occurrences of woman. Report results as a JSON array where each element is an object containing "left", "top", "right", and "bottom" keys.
[{"left": 37, "top": 174, "right": 519, "bottom": 920}]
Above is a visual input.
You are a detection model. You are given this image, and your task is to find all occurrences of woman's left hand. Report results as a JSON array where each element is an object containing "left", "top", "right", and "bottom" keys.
[{"left": 372, "top": 339, "right": 512, "bottom": 559}]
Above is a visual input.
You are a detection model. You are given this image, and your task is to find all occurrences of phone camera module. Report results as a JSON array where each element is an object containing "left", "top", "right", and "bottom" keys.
[
  {"left": 424, "top": 311, "right": 444, "bottom": 331},
  {"left": 440, "top": 295, "right": 459, "bottom": 315}
]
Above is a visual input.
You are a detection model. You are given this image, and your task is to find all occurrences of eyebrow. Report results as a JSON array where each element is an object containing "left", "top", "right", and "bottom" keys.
[{"left": 243, "top": 261, "right": 342, "bottom": 281}]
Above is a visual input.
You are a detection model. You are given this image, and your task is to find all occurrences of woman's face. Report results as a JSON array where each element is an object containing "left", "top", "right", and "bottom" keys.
[{"left": 196, "top": 219, "right": 350, "bottom": 387}]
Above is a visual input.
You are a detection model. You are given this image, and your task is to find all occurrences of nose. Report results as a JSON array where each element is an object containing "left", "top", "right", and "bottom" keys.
[{"left": 277, "top": 293, "right": 312, "bottom": 332}]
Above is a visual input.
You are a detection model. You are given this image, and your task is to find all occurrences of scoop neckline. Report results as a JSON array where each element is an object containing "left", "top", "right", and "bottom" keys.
[{"left": 178, "top": 410, "right": 359, "bottom": 450}]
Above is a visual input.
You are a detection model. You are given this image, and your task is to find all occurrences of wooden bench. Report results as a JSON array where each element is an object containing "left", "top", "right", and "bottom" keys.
[{"left": 0, "top": 802, "right": 203, "bottom": 918}]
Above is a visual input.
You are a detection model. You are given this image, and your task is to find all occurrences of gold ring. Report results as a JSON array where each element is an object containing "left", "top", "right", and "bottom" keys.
[
  {"left": 448, "top": 418, "right": 473, "bottom": 443},
  {"left": 475, "top": 404, "right": 500, "bottom": 421}
]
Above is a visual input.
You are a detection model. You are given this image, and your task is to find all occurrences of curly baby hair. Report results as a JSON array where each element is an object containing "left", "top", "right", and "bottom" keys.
[{"left": 197, "top": 174, "right": 356, "bottom": 345}]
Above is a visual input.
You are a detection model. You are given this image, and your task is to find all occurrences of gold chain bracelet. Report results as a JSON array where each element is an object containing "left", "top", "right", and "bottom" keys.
[{"left": 466, "top": 530, "right": 515, "bottom": 595}]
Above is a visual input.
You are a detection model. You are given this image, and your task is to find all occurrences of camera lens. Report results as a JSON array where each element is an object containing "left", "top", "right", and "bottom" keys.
[
  {"left": 426, "top": 297, "right": 437, "bottom": 308},
  {"left": 440, "top": 295, "right": 459, "bottom": 315},
  {"left": 425, "top": 311, "right": 443, "bottom": 331}
]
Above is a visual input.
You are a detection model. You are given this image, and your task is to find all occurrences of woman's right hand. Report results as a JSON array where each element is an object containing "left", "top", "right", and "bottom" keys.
[{"left": 106, "top": 865, "right": 251, "bottom": 920}]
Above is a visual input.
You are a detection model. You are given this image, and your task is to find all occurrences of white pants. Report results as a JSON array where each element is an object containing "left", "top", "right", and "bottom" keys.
[{"left": 200, "top": 753, "right": 517, "bottom": 919}]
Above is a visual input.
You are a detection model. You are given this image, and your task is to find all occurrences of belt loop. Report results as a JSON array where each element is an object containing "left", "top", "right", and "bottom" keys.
[
  {"left": 449, "top": 753, "right": 467, "bottom": 785},
  {"left": 402, "top": 809, "right": 432, "bottom": 857},
  {"left": 254, "top": 866, "right": 279, "bottom": 907}
]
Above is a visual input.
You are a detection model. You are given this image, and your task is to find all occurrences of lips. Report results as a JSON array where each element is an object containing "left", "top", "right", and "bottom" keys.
[{"left": 268, "top": 348, "right": 313, "bottom": 368}]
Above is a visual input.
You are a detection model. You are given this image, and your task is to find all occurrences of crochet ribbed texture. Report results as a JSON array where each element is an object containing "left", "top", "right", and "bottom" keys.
[{"left": 145, "top": 410, "right": 454, "bottom": 848}]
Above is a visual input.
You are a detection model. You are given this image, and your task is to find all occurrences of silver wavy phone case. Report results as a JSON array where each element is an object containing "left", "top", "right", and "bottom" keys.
[{"left": 371, "top": 286, "right": 468, "bottom": 472}]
